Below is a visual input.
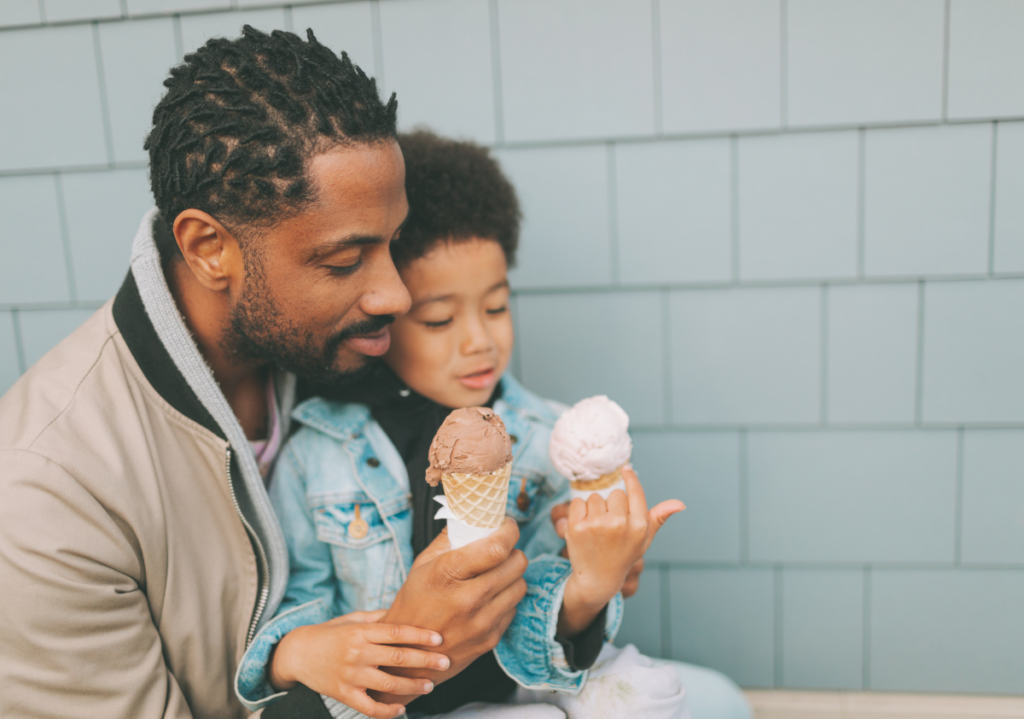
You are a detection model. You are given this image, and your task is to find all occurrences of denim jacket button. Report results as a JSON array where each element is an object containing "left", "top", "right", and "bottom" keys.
[
  {"left": 366, "top": 457, "right": 380, "bottom": 468},
  {"left": 509, "top": 434, "right": 518, "bottom": 444}
]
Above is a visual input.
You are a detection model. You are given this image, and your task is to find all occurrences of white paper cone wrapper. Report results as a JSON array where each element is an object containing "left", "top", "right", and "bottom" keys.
[
  {"left": 434, "top": 495, "right": 499, "bottom": 549},
  {"left": 570, "top": 477, "right": 626, "bottom": 502}
]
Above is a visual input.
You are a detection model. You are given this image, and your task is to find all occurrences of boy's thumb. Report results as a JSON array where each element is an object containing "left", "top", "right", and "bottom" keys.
[{"left": 648, "top": 499, "right": 686, "bottom": 535}]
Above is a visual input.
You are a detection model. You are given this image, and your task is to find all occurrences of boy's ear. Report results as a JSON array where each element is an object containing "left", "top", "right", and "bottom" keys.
[{"left": 172, "top": 210, "right": 246, "bottom": 293}]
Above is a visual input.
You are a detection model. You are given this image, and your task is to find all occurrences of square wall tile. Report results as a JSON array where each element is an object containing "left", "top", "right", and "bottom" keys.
[
  {"left": 0, "top": 175, "right": 70, "bottom": 305},
  {"left": 632, "top": 431, "right": 740, "bottom": 563},
  {"left": 615, "top": 566, "right": 663, "bottom": 658},
  {"left": 98, "top": 17, "right": 178, "bottom": 163},
  {"left": 961, "top": 430, "right": 1024, "bottom": 564},
  {"left": 45, "top": 0, "right": 121, "bottom": 22},
  {"left": 994, "top": 122, "right": 1024, "bottom": 273},
  {"left": 0, "top": 1, "right": 41, "bottom": 27},
  {"left": 516, "top": 291, "right": 665, "bottom": 426},
  {"left": 921, "top": 279, "right": 1024, "bottom": 423},
  {"left": 786, "top": 0, "right": 944, "bottom": 127},
  {"left": 380, "top": 0, "right": 495, "bottom": 143},
  {"left": 497, "top": 0, "right": 655, "bottom": 142},
  {"left": 738, "top": 131, "right": 858, "bottom": 281},
  {"left": 660, "top": 0, "right": 781, "bottom": 134},
  {"left": 864, "top": 124, "right": 992, "bottom": 277},
  {"left": 62, "top": 169, "right": 153, "bottom": 302},
  {"left": 871, "top": 570, "right": 1024, "bottom": 694},
  {"left": 0, "top": 312, "right": 21, "bottom": 398},
  {"left": 497, "top": 145, "right": 611, "bottom": 289},
  {"left": 782, "top": 570, "right": 863, "bottom": 690},
  {"left": 669, "top": 568, "right": 775, "bottom": 687},
  {"left": 748, "top": 431, "right": 957, "bottom": 563},
  {"left": 0, "top": 25, "right": 108, "bottom": 171},
  {"left": 291, "top": 2, "right": 376, "bottom": 76},
  {"left": 19, "top": 309, "right": 97, "bottom": 369},
  {"left": 127, "top": 0, "right": 229, "bottom": 14},
  {"left": 669, "top": 287, "right": 820, "bottom": 425},
  {"left": 826, "top": 284, "right": 918, "bottom": 424},
  {"left": 616, "top": 139, "right": 732, "bottom": 284},
  {"left": 947, "top": 0, "right": 1024, "bottom": 120},
  {"left": 179, "top": 8, "right": 287, "bottom": 58}
]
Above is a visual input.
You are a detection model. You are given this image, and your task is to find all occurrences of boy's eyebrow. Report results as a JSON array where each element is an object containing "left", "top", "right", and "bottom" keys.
[{"left": 411, "top": 280, "right": 510, "bottom": 309}]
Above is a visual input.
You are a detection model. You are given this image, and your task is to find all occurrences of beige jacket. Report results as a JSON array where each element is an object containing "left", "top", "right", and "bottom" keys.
[{"left": 0, "top": 212, "right": 294, "bottom": 718}]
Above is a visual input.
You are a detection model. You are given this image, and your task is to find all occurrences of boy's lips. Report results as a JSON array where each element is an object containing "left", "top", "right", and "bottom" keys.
[
  {"left": 458, "top": 367, "right": 496, "bottom": 390},
  {"left": 343, "top": 328, "right": 391, "bottom": 357}
]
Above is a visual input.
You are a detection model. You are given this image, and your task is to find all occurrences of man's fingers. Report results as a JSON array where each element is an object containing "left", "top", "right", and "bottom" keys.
[
  {"left": 368, "top": 645, "right": 451, "bottom": 671},
  {"left": 444, "top": 516, "right": 520, "bottom": 579},
  {"left": 488, "top": 575, "right": 529, "bottom": 636},
  {"left": 472, "top": 548, "right": 529, "bottom": 604},
  {"left": 340, "top": 687, "right": 410, "bottom": 719},
  {"left": 364, "top": 623, "right": 443, "bottom": 647},
  {"left": 413, "top": 528, "right": 451, "bottom": 569},
  {"left": 622, "top": 466, "right": 649, "bottom": 518},
  {"left": 363, "top": 668, "right": 435, "bottom": 698}
]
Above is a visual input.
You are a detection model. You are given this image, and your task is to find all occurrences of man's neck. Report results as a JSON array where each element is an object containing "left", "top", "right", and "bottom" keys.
[{"left": 167, "top": 259, "right": 269, "bottom": 441}]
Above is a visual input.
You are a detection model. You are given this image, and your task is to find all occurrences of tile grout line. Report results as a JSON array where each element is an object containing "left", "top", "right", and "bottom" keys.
[
  {"left": 773, "top": 566, "right": 784, "bottom": 687},
  {"left": 488, "top": 0, "right": 505, "bottom": 144},
  {"left": 730, "top": 135, "right": 740, "bottom": 282},
  {"left": 607, "top": 143, "right": 620, "bottom": 285},
  {"left": 37, "top": 0, "right": 47, "bottom": 23},
  {"left": 954, "top": 427, "right": 964, "bottom": 566},
  {"left": 173, "top": 14, "right": 183, "bottom": 61},
  {"left": 914, "top": 281, "right": 926, "bottom": 425},
  {"left": 510, "top": 294, "right": 523, "bottom": 380},
  {"left": 10, "top": 309, "right": 26, "bottom": 374},
  {"left": 92, "top": 21, "right": 116, "bottom": 166},
  {"left": 988, "top": 121, "right": 998, "bottom": 276},
  {"left": 820, "top": 284, "right": 828, "bottom": 425},
  {"left": 862, "top": 566, "right": 872, "bottom": 690},
  {"left": 370, "top": 0, "right": 384, "bottom": 90},
  {"left": 651, "top": 0, "right": 663, "bottom": 136},
  {"left": 119, "top": 0, "right": 128, "bottom": 18},
  {"left": 857, "top": 128, "right": 866, "bottom": 278},
  {"left": 52, "top": 174, "right": 78, "bottom": 303},
  {"left": 661, "top": 289, "right": 673, "bottom": 426},
  {"left": 739, "top": 430, "right": 749, "bottom": 564},
  {"left": 283, "top": 5, "right": 293, "bottom": 33},
  {"left": 941, "top": 0, "right": 951, "bottom": 121},
  {"left": 659, "top": 564, "right": 671, "bottom": 659},
  {"left": 779, "top": 0, "right": 787, "bottom": 128}
]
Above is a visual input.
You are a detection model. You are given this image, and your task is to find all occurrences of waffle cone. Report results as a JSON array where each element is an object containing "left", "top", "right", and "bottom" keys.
[
  {"left": 569, "top": 465, "right": 624, "bottom": 492},
  {"left": 440, "top": 463, "right": 512, "bottom": 529}
]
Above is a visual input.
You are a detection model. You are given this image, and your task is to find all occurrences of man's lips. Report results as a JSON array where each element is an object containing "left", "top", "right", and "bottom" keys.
[
  {"left": 342, "top": 328, "right": 391, "bottom": 357},
  {"left": 458, "top": 367, "right": 496, "bottom": 390}
]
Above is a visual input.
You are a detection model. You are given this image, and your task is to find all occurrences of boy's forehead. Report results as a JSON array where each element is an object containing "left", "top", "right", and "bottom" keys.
[{"left": 403, "top": 238, "right": 509, "bottom": 305}]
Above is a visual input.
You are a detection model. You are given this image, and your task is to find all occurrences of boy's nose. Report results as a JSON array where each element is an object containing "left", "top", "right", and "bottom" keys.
[{"left": 461, "top": 317, "right": 495, "bottom": 355}]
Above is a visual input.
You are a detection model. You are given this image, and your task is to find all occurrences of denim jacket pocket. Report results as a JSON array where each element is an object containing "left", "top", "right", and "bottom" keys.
[
  {"left": 505, "top": 469, "right": 551, "bottom": 524},
  {"left": 310, "top": 493, "right": 409, "bottom": 611}
]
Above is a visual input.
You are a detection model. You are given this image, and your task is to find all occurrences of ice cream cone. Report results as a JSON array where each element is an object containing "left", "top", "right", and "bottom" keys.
[{"left": 440, "top": 462, "right": 513, "bottom": 529}]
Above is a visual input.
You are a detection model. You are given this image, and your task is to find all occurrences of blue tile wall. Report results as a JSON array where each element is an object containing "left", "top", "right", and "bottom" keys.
[
  {"left": 4, "top": 0, "right": 1024, "bottom": 698},
  {"left": 947, "top": 0, "right": 1024, "bottom": 120},
  {"left": 615, "top": 139, "right": 732, "bottom": 284},
  {"left": 781, "top": 570, "right": 863, "bottom": 690},
  {"left": 747, "top": 430, "right": 957, "bottom": 563},
  {"left": 659, "top": 0, "right": 781, "bottom": 134},
  {"left": 669, "top": 287, "right": 821, "bottom": 424},
  {"left": 960, "top": 430, "right": 1024, "bottom": 565},
  {"left": 786, "top": 0, "right": 944, "bottom": 127},
  {"left": 870, "top": 570, "right": 1024, "bottom": 694},
  {"left": 379, "top": 0, "right": 495, "bottom": 143},
  {"left": 737, "top": 130, "right": 858, "bottom": 280}
]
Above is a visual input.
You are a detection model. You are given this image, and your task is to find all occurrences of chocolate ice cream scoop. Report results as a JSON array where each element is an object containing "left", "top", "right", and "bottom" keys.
[{"left": 426, "top": 407, "right": 513, "bottom": 486}]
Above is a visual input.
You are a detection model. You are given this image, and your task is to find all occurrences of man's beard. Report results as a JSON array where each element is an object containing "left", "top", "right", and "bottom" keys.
[{"left": 222, "top": 252, "right": 393, "bottom": 385}]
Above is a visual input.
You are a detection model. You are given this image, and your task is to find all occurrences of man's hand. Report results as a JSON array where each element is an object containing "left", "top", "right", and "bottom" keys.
[
  {"left": 372, "top": 517, "right": 528, "bottom": 704},
  {"left": 269, "top": 610, "right": 450, "bottom": 719},
  {"left": 556, "top": 468, "right": 684, "bottom": 636}
]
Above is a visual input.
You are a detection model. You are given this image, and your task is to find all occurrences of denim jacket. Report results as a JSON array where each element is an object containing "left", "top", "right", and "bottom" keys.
[{"left": 234, "top": 374, "right": 623, "bottom": 714}]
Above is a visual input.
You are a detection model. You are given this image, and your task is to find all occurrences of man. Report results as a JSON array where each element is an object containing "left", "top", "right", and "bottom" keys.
[{"left": 0, "top": 27, "right": 526, "bottom": 719}]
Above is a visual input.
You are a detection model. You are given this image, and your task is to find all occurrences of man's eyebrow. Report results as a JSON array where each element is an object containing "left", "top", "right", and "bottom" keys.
[{"left": 306, "top": 235, "right": 383, "bottom": 263}]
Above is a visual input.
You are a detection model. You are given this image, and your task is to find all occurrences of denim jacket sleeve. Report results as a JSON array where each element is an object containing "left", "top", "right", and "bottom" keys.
[{"left": 235, "top": 443, "right": 342, "bottom": 712}]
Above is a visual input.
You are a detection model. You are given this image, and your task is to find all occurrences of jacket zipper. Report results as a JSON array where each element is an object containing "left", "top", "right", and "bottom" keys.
[{"left": 225, "top": 448, "right": 271, "bottom": 646}]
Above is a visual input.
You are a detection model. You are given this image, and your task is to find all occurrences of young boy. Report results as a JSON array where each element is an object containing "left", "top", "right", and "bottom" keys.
[{"left": 234, "top": 130, "right": 686, "bottom": 719}]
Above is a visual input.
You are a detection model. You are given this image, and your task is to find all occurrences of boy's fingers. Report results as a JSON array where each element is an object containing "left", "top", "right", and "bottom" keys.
[
  {"left": 551, "top": 502, "right": 570, "bottom": 538},
  {"left": 341, "top": 689, "right": 408, "bottom": 719},
  {"left": 622, "top": 466, "right": 649, "bottom": 518},
  {"left": 568, "top": 497, "right": 588, "bottom": 526},
  {"left": 585, "top": 491, "right": 608, "bottom": 516},
  {"left": 364, "top": 668, "right": 434, "bottom": 699},
  {"left": 555, "top": 517, "right": 568, "bottom": 539},
  {"left": 649, "top": 500, "right": 686, "bottom": 534},
  {"left": 368, "top": 645, "right": 451, "bottom": 671},
  {"left": 327, "top": 608, "right": 388, "bottom": 626},
  {"left": 606, "top": 488, "right": 629, "bottom": 515},
  {"left": 365, "top": 624, "right": 443, "bottom": 647}
]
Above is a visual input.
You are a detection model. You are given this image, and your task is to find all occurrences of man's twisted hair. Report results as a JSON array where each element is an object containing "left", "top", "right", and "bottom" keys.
[{"left": 146, "top": 25, "right": 397, "bottom": 261}]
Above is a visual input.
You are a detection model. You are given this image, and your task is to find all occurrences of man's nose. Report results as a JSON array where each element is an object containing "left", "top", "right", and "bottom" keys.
[{"left": 361, "top": 253, "right": 412, "bottom": 318}]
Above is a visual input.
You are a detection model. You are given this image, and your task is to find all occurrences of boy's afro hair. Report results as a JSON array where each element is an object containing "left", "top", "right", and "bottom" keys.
[{"left": 394, "top": 130, "right": 520, "bottom": 268}]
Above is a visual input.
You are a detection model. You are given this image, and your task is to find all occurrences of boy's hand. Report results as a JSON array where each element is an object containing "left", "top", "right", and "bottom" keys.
[
  {"left": 269, "top": 609, "right": 450, "bottom": 719},
  {"left": 557, "top": 468, "right": 684, "bottom": 636}
]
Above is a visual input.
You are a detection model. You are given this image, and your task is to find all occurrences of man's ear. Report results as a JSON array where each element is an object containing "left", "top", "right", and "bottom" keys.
[{"left": 172, "top": 209, "right": 244, "bottom": 293}]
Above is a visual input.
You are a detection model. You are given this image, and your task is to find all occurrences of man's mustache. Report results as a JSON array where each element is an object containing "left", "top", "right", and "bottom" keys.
[{"left": 335, "top": 315, "right": 396, "bottom": 343}]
